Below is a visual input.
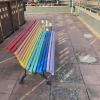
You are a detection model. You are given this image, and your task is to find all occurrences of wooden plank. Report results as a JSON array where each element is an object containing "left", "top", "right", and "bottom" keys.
[
  {"left": 27, "top": 31, "right": 47, "bottom": 73},
  {"left": 49, "top": 32, "right": 55, "bottom": 75},
  {"left": 15, "top": 22, "right": 40, "bottom": 68},
  {"left": 11, "top": 21, "right": 37, "bottom": 52},
  {"left": 38, "top": 31, "right": 52, "bottom": 73},
  {"left": 46, "top": 31, "right": 53, "bottom": 74},
  {"left": 5, "top": 20, "right": 36, "bottom": 51}
]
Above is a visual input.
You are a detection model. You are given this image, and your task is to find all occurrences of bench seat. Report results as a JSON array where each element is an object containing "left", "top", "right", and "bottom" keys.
[{"left": 5, "top": 20, "right": 55, "bottom": 75}]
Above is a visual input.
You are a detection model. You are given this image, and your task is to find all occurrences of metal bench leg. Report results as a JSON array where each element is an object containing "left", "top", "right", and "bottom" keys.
[
  {"left": 41, "top": 73, "right": 51, "bottom": 85},
  {"left": 19, "top": 70, "right": 27, "bottom": 84}
]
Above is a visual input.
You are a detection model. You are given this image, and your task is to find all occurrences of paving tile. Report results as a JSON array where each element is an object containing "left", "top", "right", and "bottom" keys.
[
  {"left": 56, "top": 30, "right": 70, "bottom": 39},
  {"left": 51, "top": 83, "right": 89, "bottom": 100},
  {"left": 0, "top": 93, "right": 10, "bottom": 100},
  {"left": 24, "top": 84, "right": 50, "bottom": 100},
  {"left": 74, "top": 45, "right": 97, "bottom": 57},
  {"left": 92, "top": 39, "right": 100, "bottom": 48},
  {"left": 55, "top": 26, "right": 64, "bottom": 32},
  {"left": 70, "top": 35, "right": 91, "bottom": 47},
  {"left": 52, "top": 64, "right": 83, "bottom": 83},
  {"left": 87, "top": 85, "right": 100, "bottom": 100},
  {"left": 10, "top": 83, "right": 50, "bottom": 100},
  {"left": 55, "top": 50, "right": 77, "bottom": 68},
  {"left": 11, "top": 76, "right": 42, "bottom": 94},
  {"left": 66, "top": 18, "right": 75, "bottom": 25},
  {"left": 55, "top": 39, "right": 77, "bottom": 64},
  {"left": 95, "top": 48, "right": 100, "bottom": 59},
  {"left": 75, "top": 20, "right": 91, "bottom": 34},
  {"left": 0, "top": 58, "right": 22, "bottom": 80},
  {"left": 0, "top": 51, "right": 13, "bottom": 62},
  {"left": 93, "top": 45, "right": 100, "bottom": 59},
  {"left": 56, "top": 40, "right": 70, "bottom": 47},
  {"left": 68, "top": 26, "right": 93, "bottom": 48},
  {"left": 0, "top": 79, "right": 16, "bottom": 94},
  {"left": 73, "top": 45, "right": 100, "bottom": 64},
  {"left": 8, "top": 94, "right": 22, "bottom": 100},
  {"left": 80, "top": 64, "right": 100, "bottom": 85}
]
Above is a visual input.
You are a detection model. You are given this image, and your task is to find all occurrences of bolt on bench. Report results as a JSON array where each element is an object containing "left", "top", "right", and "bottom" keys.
[{"left": 5, "top": 19, "right": 55, "bottom": 85}]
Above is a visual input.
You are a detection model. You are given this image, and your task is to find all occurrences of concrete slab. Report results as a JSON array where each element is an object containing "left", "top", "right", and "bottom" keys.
[
  {"left": 0, "top": 51, "right": 13, "bottom": 62},
  {"left": 52, "top": 64, "right": 83, "bottom": 84},
  {"left": 0, "top": 79, "right": 16, "bottom": 95},
  {"left": 80, "top": 64, "right": 100, "bottom": 85},
  {"left": 94, "top": 47, "right": 100, "bottom": 58},
  {"left": 11, "top": 76, "right": 43, "bottom": 95},
  {"left": 87, "top": 85, "right": 100, "bottom": 100},
  {"left": 55, "top": 36, "right": 77, "bottom": 64},
  {"left": 24, "top": 84, "right": 50, "bottom": 100},
  {"left": 73, "top": 46, "right": 100, "bottom": 64},
  {"left": 76, "top": 20, "right": 91, "bottom": 34},
  {"left": 67, "top": 23, "right": 96, "bottom": 48},
  {"left": 70, "top": 35, "right": 91, "bottom": 47},
  {"left": 74, "top": 46, "right": 97, "bottom": 57},
  {"left": 92, "top": 40, "right": 100, "bottom": 48},
  {"left": 56, "top": 32, "right": 70, "bottom": 40},
  {"left": 0, "top": 58, "right": 22, "bottom": 80},
  {"left": 92, "top": 40, "right": 100, "bottom": 59},
  {"left": 10, "top": 83, "right": 50, "bottom": 100},
  {"left": 51, "top": 83, "right": 89, "bottom": 100},
  {"left": 0, "top": 93, "right": 10, "bottom": 100},
  {"left": 55, "top": 49, "right": 77, "bottom": 68}
]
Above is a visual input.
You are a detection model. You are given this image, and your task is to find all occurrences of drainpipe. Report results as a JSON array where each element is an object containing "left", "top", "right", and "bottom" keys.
[
  {"left": 70, "top": 0, "right": 74, "bottom": 13},
  {"left": 98, "top": 0, "right": 100, "bottom": 6},
  {"left": 70, "top": 0, "right": 72, "bottom": 7}
]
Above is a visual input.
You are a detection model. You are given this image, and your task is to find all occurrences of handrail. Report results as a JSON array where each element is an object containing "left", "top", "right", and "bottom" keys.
[{"left": 76, "top": 4, "right": 100, "bottom": 15}]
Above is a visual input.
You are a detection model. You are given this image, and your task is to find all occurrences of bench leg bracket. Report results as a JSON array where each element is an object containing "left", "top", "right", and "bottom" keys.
[
  {"left": 41, "top": 73, "right": 51, "bottom": 85},
  {"left": 19, "top": 70, "right": 27, "bottom": 84}
]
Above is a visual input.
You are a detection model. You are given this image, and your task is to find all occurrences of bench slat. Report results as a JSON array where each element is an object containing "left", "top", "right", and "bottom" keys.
[
  {"left": 5, "top": 20, "right": 36, "bottom": 52},
  {"left": 46, "top": 31, "right": 53, "bottom": 74},
  {"left": 14, "top": 23, "right": 40, "bottom": 61},
  {"left": 49, "top": 32, "right": 55, "bottom": 75},
  {"left": 15, "top": 24, "right": 41, "bottom": 68},
  {"left": 11, "top": 22, "right": 38, "bottom": 53},
  {"left": 5, "top": 20, "right": 55, "bottom": 75},
  {"left": 37, "top": 31, "right": 51, "bottom": 74},
  {"left": 28, "top": 31, "right": 47, "bottom": 73}
]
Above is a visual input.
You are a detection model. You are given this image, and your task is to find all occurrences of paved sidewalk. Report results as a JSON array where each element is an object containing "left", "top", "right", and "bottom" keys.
[{"left": 0, "top": 13, "right": 100, "bottom": 100}]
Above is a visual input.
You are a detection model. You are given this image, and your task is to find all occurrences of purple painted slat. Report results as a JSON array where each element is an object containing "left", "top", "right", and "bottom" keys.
[
  {"left": 46, "top": 32, "right": 55, "bottom": 75},
  {"left": 50, "top": 32, "right": 55, "bottom": 75},
  {"left": 46, "top": 31, "right": 53, "bottom": 72}
]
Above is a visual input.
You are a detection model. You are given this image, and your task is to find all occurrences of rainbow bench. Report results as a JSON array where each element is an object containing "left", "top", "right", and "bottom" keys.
[{"left": 5, "top": 19, "right": 55, "bottom": 84}]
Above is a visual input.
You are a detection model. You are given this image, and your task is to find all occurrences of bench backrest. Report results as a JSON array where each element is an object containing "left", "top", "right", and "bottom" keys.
[{"left": 5, "top": 19, "right": 55, "bottom": 75}]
